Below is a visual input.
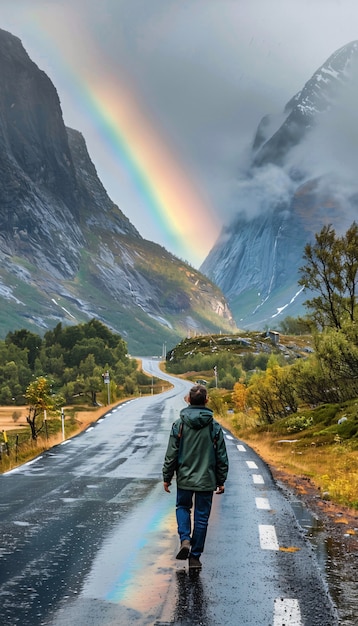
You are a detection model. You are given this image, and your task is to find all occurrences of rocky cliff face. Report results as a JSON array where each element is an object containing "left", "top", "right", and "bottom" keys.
[
  {"left": 201, "top": 41, "right": 358, "bottom": 328},
  {"left": 0, "top": 28, "right": 235, "bottom": 353},
  {"left": 0, "top": 30, "right": 83, "bottom": 277},
  {"left": 253, "top": 41, "right": 358, "bottom": 168}
]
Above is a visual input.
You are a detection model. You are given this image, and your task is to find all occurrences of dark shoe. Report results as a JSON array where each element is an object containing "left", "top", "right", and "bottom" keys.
[
  {"left": 176, "top": 539, "right": 190, "bottom": 560},
  {"left": 188, "top": 555, "right": 202, "bottom": 569}
]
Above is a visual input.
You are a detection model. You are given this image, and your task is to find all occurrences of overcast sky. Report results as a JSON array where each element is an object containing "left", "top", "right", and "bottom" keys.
[{"left": 2, "top": 0, "right": 358, "bottom": 266}]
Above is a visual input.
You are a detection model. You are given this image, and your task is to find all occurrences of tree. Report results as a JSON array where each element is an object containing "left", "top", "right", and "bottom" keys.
[
  {"left": 232, "top": 382, "right": 248, "bottom": 412},
  {"left": 290, "top": 357, "right": 334, "bottom": 405},
  {"left": 78, "top": 354, "right": 96, "bottom": 378},
  {"left": 85, "top": 318, "right": 123, "bottom": 350},
  {"left": 219, "top": 373, "right": 236, "bottom": 390},
  {"left": 0, "top": 384, "right": 13, "bottom": 404},
  {"left": 0, "top": 320, "right": 134, "bottom": 408},
  {"left": 247, "top": 372, "right": 278, "bottom": 424},
  {"left": 123, "top": 375, "right": 137, "bottom": 395},
  {"left": 207, "top": 389, "right": 227, "bottom": 418},
  {"left": 278, "top": 316, "right": 313, "bottom": 335},
  {"left": 247, "top": 362, "right": 297, "bottom": 424},
  {"left": 25, "top": 377, "right": 53, "bottom": 440},
  {"left": 313, "top": 324, "right": 358, "bottom": 400},
  {"left": 299, "top": 223, "right": 358, "bottom": 329},
  {"left": 240, "top": 353, "right": 253, "bottom": 371},
  {"left": 85, "top": 375, "right": 103, "bottom": 405},
  {"left": 6, "top": 329, "right": 42, "bottom": 370},
  {"left": 270, "top": 364, "right": 298, "bottom": 415},
  {"left": 0, "top": 341, "right": 33, "bottom": 400},
  {"left": 341, "top": 222, "right": 358, "bottom": 321}
]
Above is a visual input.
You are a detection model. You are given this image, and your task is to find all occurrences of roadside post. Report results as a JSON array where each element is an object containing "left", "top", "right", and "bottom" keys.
[
  {"left": 61, "top": 408, "right": 65, "bottom": 441},
  {"left": 103, "top": 371, "right": 111, "bottom": 405},
  {"left": 2, "top": 430, "right": 9, "bottom": 455},
  {"left": 44, "top": 408, "right": 48, "bottom": 441}
]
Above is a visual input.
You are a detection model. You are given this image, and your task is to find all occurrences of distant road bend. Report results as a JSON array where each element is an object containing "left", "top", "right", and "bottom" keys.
[{"left": 0, "top": 358, "right": 338, "bottom": 625}]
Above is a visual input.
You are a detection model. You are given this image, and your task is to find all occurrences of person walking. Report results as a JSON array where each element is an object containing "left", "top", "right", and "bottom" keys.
[{"left": 162, "top": 384, "right": 229, "bottom": 569}]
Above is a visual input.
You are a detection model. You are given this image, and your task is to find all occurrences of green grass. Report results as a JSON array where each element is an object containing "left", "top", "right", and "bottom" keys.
[
  {"left": 0, "top": 229, "right": 235, "bottom": 354},
  {"left": 221, "top": 401, "right": 358, "bottom": 510}
]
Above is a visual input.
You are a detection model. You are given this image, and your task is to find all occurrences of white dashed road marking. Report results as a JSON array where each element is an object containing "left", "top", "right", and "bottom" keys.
[
  {"left": 246, "top": 461, "right": 258, "bottom": 469},
  {"left": 259, "top": 524, "right": 279, "bottom": 550},
  {"left": 255, "top": 497, "right": 271, "bottom": 510},
  {"left": 273, "top": 598, "right": 302, "bottom": 625},
  {"left": 252, "top": 474, "right": 265, "bottom": 484},
  {"left": 235, "top": 438, "right": 302, "bottom": 624}
]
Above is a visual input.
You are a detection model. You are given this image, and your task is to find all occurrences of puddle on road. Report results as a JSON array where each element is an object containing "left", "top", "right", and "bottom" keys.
[
  {"left": 81, "top": 483, "right": 178, "bottom": 621},
  {"left": 290, "top": 498, "right": 357, "bottom": 626}
]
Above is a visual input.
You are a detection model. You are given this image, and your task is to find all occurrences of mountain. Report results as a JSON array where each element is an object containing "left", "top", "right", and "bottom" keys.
[
  {"left": 253, "top": 41, "right": 358, "bottom": 168},
  {"left": 0, "top": 28, "right": 236, "bottom": 354},
  {"left": 201, "top": 41, "right": 358, "bottom": 328}
]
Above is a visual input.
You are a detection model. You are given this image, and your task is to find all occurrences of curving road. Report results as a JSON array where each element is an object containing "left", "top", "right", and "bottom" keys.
[{"left": 0, "top": 359, "right": 338, "bottom": 625}]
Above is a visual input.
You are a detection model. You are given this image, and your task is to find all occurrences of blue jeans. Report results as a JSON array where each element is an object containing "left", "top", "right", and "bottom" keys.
[{"left": 176, "top": 488, "right": 213, "bottom": 558}]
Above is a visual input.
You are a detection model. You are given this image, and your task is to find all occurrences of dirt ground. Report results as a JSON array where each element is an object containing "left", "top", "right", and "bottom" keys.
[
  {"left": 0, "top": 406, "right": 29, "bottom": 431},
  {"left": 271, "top": 467, "right": 358, "bottom": 546},
  {"left": 0, "top": 404, "right": 113, "bottom": 433}
]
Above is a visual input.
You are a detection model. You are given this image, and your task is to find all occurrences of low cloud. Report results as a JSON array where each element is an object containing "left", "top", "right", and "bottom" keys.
[
  {"left": 286, "top": 67, "right": 358, "bottom": 185},
  {"left": 228, "top": 164, "right": 294, "bottom": 222},
  {"left": 223, "top": 51, "right": 358, "bottom": 230}
]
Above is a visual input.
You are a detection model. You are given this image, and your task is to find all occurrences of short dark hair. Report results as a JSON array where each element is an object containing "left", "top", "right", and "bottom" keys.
[{"left": 189, "top": 385, "right": 207, "bottom": 405}]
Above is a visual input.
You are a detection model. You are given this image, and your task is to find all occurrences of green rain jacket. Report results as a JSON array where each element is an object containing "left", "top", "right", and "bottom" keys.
[{"left": 162, "top": 405, "right": 229, "bottom": 491}]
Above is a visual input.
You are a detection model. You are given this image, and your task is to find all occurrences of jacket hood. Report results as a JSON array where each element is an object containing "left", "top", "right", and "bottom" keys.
[{"left": 180, "top": 406, "right": 214, "bottom": 430}]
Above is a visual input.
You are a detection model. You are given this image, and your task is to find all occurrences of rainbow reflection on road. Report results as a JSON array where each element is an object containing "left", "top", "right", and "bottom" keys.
[{"left": 82, "top": 482, "right": 177, "bottom": 614}]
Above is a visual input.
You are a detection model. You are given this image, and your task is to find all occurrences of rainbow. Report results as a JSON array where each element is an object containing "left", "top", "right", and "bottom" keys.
[
  {"left": 25, "top": 7, "right": 220, "bottom": 266},
  {"left": 75, "top": 78, "right": 220, "bottom": 265}
]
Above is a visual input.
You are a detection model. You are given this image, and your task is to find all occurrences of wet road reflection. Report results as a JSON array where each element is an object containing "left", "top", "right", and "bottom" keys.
[
  {"left": 290, "top": 498, "right": 358, "bottom": 626},
  {"left": 173, "top": 569, "right": 208, "bottom": 625},
  {"left": 0, "top": 361, "right": 340, "bottom": 626}
]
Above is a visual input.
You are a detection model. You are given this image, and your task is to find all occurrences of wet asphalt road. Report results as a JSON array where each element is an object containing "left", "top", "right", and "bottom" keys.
[{"left": 0, "top": 359, "right": 338, "bottom": 625}]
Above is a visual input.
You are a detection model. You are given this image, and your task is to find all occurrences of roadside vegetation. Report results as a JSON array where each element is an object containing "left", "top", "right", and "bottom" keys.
[
  {"left": 1, "top": 223, "right": 358, "bottom": 512},
  {"left": 0, "top": 318, "right": 167, "bottom": 470},
  {"left": 165, "top": 334, "right": 358, "bottom": 510},
  {"left": 165, "top": 223, "right": 358, "bottom": 511}
]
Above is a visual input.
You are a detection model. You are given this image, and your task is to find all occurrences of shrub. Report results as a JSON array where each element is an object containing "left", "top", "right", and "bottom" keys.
[{"left": 286, "top": 415, "right": 314, "bottom": 433}]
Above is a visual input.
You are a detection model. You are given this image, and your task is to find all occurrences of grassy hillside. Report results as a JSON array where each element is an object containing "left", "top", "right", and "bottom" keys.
[{"left": 0, "top": 238, "right": 236, "bottom": 356}]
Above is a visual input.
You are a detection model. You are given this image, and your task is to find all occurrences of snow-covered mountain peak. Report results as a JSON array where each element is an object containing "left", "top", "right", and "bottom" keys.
[
  {"left": 201, "top": 41, "right": 358, "bottom": 329},
  {"left": 252, "top": 40, "right": 358, "bottom": 169},
  {"left": 289, "top": 39, "right": 358, "bottom": 118}
]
